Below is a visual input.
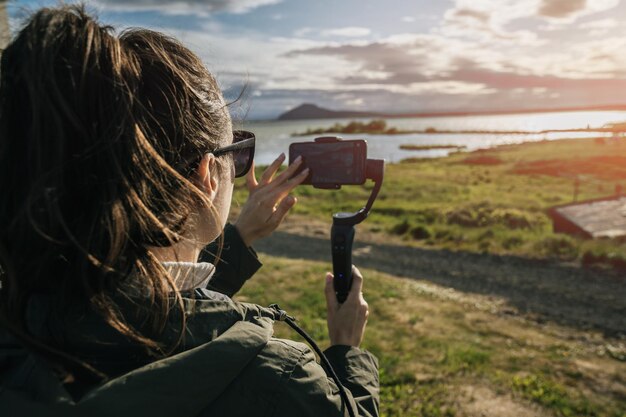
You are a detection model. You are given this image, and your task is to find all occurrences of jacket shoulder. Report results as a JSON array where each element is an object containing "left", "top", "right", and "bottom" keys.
[{"left": 198, "top": 336, "right": 316, "bottom": 417}]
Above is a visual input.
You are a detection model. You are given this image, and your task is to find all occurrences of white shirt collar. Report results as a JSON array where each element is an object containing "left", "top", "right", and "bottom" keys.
[{"left": 161, "top": 261, "right": 216, "bottom": 291}]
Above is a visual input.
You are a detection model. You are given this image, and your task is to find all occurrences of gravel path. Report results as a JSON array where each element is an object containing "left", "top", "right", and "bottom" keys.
[{"left": 255, "top": 228, "right": 626, "bottom": 337}]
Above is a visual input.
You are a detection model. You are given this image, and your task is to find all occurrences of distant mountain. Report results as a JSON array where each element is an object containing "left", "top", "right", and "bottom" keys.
[
  {"left": 277, "top": 103, "right": 384, "bottom": 120},
  {"left": 276, "top": 102, "right": 626, "bottom": 121}
]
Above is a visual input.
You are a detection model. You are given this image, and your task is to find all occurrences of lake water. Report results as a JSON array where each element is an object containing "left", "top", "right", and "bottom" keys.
[{"left": 236, "top": 110, "right": 626, "bottom": 165}]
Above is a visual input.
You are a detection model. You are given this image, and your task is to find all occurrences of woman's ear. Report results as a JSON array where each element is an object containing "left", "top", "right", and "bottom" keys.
[{"left": 196, "top": 153, "right": 218, "bottom": 201}]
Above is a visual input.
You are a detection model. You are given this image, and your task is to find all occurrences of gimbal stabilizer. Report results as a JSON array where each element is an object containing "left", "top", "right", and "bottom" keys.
[{"left": 331, "top": 158, "right": 384, "bottom": 302}]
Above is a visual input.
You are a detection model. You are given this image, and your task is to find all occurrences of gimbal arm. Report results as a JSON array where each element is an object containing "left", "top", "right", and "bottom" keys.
[{"left": 332, "top": 159, "right": 384, "bottom": 302}]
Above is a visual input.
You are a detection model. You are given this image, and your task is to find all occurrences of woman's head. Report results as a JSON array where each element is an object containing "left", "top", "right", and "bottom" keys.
[
  {"left": 0, "top": 4, "right": 233, "bottom": 369},
  {"left": 119, "top": 28, "right": 236, "bottom": 248}
]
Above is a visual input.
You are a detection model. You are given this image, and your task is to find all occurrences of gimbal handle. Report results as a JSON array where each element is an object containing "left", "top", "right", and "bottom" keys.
[{"left": 332, "top": 159, "right": 384, "bottom": 302}]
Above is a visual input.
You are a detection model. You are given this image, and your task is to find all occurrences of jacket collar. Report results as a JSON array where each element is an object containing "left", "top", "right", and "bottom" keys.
[{"left": 161, "top": 261, "right": 216, "bottom": 291}]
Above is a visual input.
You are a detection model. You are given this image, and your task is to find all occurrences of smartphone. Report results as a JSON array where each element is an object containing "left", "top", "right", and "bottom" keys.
[{"left": 288, "top": 137, "right": 368, "bottom": 189}]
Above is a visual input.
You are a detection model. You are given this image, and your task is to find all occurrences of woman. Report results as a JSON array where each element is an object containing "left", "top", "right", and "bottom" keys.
[{"left": 0, "top": 5, "right": 379, "bottom": 417}]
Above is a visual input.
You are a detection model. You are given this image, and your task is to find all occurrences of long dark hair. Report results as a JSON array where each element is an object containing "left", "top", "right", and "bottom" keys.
[{"left": 0, "top": 4, "right": 229, "bottom": 380}]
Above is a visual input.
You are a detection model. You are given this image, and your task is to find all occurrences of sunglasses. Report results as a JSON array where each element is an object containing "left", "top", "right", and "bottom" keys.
[{"left": 214, "top": 130, "right": 255, "bottom": 178}]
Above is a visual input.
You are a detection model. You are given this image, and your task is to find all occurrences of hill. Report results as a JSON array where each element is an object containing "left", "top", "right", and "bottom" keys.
[{"left": 277, "top": 103, "right": 383, "bottom": 120}]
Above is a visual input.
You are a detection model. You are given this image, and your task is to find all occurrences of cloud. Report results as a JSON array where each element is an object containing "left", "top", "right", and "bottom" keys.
[
  {"left": 450, "top": 8, "right": 490, "bottom": 24},
  {"left": 293, "top": 27, "right": 314, "bottom": 37},
  {"left": 578, "top": 17, "right": 619, "bottom": 36},
  {"left": 293, "top": 27, "right": 372, "bottom": 38},
  {"left": 537, "top": 0, "right": 586, "bottom": 19},
  {"left": 167, "top": 28, "right": 360, "bottom": 94},
  {"left": 285, "top": 34, "right": 502, "bottom": 94},
  {"left": 579, "top": 18, "right": 619, "bottom": 36},
  {"left": 283, "top": 29, "right": 626, "bottom": 96},
  {"left": 440, "top": 2, "right": 541, "bottom": 44},
  {"left": 580, "top": 18, "right": 618, "bottom": 29},
  {"left": 440, "top": 0, "right": 621, "bottom": 42},
  {"left": 169, "top": 28, "right": 502, "bottom": 117},
  {"left": 242, "top": 1, "right": 626, "bottom": 118},
  {"left": 113, "top": 0, "right": 626, "bottom": 118},
  {"left": 92, "top": 0, "right": 282, "bottom": 14},
  {"left": 320, "top": 27, "right": 371, "bottom": 38},
  {"left": 537, "top": 0, "right": 619, "bottom": 21}
]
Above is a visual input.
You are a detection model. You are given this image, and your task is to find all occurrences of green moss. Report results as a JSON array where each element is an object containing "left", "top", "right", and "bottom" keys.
[
  {"left": 380, "top": 381, "right": 456, "bottom": 417},
  {"left": 441, "top": 345, "right": 491, "bottom": 374},
  {"left": 511, "top": 374, "right": 599, "bottom": 416}
]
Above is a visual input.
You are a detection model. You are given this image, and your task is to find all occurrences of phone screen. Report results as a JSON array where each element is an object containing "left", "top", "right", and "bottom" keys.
[{"left": 289, "top": 139, "right": 367, "bottom": 188}]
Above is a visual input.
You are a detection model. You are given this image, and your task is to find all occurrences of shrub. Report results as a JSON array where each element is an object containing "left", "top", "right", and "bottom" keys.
[
  {"left": 491, "top": 208, "right": 537, "bottom": 230},
  {"left": 581, "top": 249, "right": 626, "bottom": 270},
  {"left": 533, "top": 235, "right": 579, "bottom": 260},
  {"left": 390, "top": 219, "right": 411, "bottom": 235},
  {"left": 445, "top": 202, "right": 494, "bottom": 228},
  {"left": 503, "top": 236, "right": 524, "bottom": 249},
  {"left": 446, "top": 204, "right": 542, "bottom": 231},
  {"left": 366, "top": 119, "right": 387, "bottom": 132},
  {"left": 446, "top": 208, "right": 482, "bottom": 227},
  {"left": 478, "top": 229, "right": 495, "bottom": 240},
  {"left": 434, "top": 229, "right": 451, "bottom": 240},
  {"left": 411, "top": 225, "right": 431, "bottom": 240},
  {"left": 343, "top": 121, "right": 362, "bottom": 133},
  {"left": 416, "top": 208, "right": 441, "bottom": 224}
]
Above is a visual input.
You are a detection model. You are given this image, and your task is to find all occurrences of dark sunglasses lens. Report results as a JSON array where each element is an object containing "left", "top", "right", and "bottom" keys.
[
  {"left": 233, "top": 151, "right": 249, "bottom": 177},
  {"left": 232, "top": 131, "right": 255, "bottom": 177}
]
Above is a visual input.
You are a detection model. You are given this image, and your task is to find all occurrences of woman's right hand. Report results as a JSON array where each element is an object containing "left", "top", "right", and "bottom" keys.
[
  {"left": 324, "top": 266, "right": 369, "bottom": 347},
  {"left": 233, "top": 154, "right": 308, "bottom": 247}
]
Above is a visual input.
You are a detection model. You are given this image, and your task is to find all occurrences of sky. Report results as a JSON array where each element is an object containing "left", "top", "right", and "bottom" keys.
[{"left": 8, "top": 0, "right": 626, "bottom": 119}]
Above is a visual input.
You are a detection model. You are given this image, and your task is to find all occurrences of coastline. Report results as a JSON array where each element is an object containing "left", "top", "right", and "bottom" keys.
[{"left": 234, "top": 136, "right": 626, "bottom": 270}]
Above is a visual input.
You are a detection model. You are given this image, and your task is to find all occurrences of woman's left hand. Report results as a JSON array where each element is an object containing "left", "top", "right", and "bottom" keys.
[{"left": 234, "top": 153, "right": 309, "bottom": 247}]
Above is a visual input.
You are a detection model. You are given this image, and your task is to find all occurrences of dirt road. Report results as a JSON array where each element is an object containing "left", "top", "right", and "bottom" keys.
[{"left": 254, "top": 223, "right": 626, "bottom": 337}]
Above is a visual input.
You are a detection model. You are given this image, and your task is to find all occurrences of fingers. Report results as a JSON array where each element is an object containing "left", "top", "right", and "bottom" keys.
[
  {"left": 324, "top": 272, "right": 339, "bottom": 313},
  {"left": 270, "top": 155, "right": 305, "bottom": 187},
  {"left": 268, "top": 168, "right": 309, "bottom": 203},
  {"left": 245, "top": 161, "right": 258, "bottom": 191},
  {"left": 255, "top": 166, "right": 308, "bottom": 215},
  {"left": 259, "top": 153, "right": 286, "bottom": 185},
  {"left": 254, "top": 154, "right": 307, "bottom": 203},
  {"left": 346, "top": 265, "right": 364, "bottom": 302},
  {"left": 268, "top": 195, "right": 297, "bottom": 226}
]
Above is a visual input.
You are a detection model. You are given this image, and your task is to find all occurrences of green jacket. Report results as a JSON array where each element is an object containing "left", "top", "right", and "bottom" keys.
[{"left": 0, "top": 225, "right": 380, "bottom": 416}]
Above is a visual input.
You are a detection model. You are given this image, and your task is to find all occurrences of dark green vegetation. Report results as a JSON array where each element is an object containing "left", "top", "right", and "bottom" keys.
[
  {"left": 236, "top": 256, "right": 626, "bottom": 417},
  {"left": 235, "top": 137, "right": 626, "bottom": 270},
  {"left": 293, "top": 119, "right": 408, "bottom": 136}
]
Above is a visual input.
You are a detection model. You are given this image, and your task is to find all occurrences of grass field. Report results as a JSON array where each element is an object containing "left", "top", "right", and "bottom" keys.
[
  {"left": 234, "top": 136, "right": 626, "bottom": 270},
  {"left": 235, "top": 256, "right": 626, "bottom": 417},
  {"left": 232, "top": 136, "right": 626, "bottom": 416}
]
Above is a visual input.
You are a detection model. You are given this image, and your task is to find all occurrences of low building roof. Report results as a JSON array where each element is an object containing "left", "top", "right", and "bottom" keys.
[{"left": 550, "top": 196, "right": 626, "bottom": 238}]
